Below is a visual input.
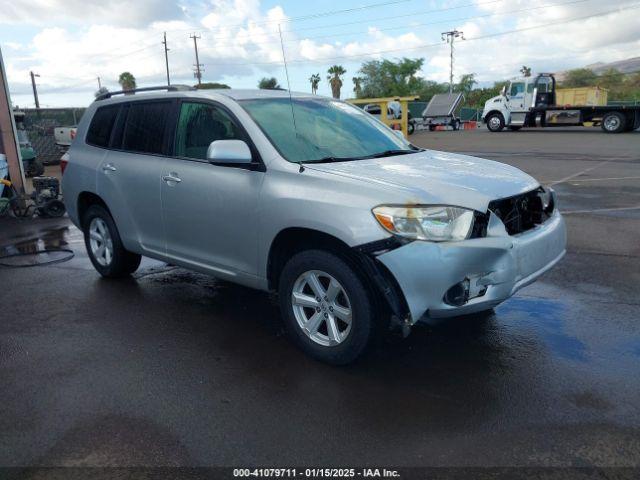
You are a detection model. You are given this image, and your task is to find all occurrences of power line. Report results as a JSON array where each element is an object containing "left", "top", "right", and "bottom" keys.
[
  {"left": 165, "top": 0, "right": 414, "bottom": 35},
  {"left": 197, "top": 0, "right": 593, "bottom": 50},
  {"left": 200, "top": 3, "right": 640, "bottom": 67},
  {"left": 187, "top": 0, "right": 507, "bottom": 43}
]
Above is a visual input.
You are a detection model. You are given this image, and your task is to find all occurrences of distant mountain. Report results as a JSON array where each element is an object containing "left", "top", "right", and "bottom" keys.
[
  {"left": 556, "top": 57, "right": 640, "bottom": 80},
  {"left": 585, "top": 57, "right": 640, "bottom": 74}
]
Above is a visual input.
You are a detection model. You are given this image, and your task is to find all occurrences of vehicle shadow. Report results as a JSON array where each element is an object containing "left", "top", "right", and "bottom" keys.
[{"left": 86, "top": 265, "right": 547, "bottom": 437}]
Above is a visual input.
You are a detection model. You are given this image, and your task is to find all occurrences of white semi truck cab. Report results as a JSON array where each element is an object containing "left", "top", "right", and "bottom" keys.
[{"left": 481, "top": 73, "right": 639, "bottom": 133}]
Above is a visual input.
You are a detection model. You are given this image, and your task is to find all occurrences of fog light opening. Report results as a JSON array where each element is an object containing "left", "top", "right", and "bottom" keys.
[{"left": 444, "top": 279, "right": 470, "bottom": 307}]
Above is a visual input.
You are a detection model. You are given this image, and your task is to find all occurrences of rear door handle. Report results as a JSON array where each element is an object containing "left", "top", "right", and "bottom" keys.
[
  {"left": 162, "top": 173, "right": 182, "bottom": 184},
  {"left": 102, "top": 163, "right": 117, "bottom": 172}
]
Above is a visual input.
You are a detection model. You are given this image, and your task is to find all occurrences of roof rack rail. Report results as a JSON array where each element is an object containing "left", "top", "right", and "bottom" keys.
[{"left": 95, "top": 85, "right": 196, "bottom": 101}]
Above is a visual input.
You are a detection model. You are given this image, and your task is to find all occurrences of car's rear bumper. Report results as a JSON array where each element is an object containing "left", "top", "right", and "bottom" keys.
[{"left": 377, "top": 210, "right": 566, "bottom": 322}]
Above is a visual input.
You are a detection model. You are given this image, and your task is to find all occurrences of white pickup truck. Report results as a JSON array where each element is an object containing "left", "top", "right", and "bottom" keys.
[{"left": 54, "top": 126, "right": 77, "bottom": 148}]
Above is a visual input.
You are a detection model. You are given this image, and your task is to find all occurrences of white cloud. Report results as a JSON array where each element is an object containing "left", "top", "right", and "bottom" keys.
[
  {"left": 4, "top": 0, "right": 640, "bottom": 106},
  {"left": 0, "top": 0, "right": 183, "bottom": 27}
]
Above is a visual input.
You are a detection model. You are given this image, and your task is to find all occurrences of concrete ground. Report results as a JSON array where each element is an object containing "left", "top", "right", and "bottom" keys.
[{"left": 0, "top": 127, "right": 639, "bottom": 469}]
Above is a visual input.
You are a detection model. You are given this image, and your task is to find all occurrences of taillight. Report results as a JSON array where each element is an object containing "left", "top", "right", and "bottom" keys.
[{"left": 60, "top": 152, "right": 69, "bottom": 175}]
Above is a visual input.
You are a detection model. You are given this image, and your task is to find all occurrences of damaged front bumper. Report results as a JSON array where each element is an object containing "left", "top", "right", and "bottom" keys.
[{"left": 375, "top": 209, "right": 566, "bottom": 323}]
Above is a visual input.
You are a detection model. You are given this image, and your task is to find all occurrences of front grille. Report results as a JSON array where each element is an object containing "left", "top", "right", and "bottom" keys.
[{"left": 488, "top": 188, "right": 554, "bottom": 235}]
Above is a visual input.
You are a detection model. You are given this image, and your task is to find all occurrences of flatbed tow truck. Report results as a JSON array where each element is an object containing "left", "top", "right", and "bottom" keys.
[{"left": 482, "top": 73, "right": 640, "bottom": 133}]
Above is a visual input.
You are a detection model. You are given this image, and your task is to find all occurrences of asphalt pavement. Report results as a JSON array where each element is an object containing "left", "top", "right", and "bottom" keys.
[{"left": 1, "top": 127, "right": 639, "bottom": 470}]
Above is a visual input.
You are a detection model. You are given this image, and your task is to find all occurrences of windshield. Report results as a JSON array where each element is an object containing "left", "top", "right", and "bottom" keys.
[{"left": 239, "top": 97, "right": 413, "bottom": 163}]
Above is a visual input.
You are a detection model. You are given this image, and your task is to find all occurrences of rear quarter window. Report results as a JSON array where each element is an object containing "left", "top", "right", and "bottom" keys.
[
  {"left": 86, "top": 105, "right": 120, "bottom": 147},
  {"left": 121, "top": 101, "right": 172, "bottom": 155}
]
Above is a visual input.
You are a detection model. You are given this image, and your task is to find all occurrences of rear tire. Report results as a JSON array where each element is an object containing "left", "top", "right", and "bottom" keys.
[
  {"left": 278, "top": 249, "right": 376, "bottom": 365},
  {"left": 601, "top": 111, "right": 626, "bottom": 133},
  {"left": 82, "top": 204, "right": 141, "bottom": 278},
  {"left": 486, "top": 113, "right": 505, "bottom": 132}
]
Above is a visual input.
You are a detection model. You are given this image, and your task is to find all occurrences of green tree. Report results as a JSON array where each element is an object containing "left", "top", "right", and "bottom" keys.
[
  {"left": 465, "top": 81, "right": 507, "bottom": 109},
  {"left": 359, "top": 58, "right": 424, "bottom": 98},
  {"left": 352, "top": 76, "right": 363, "bottom": 97},
  {"left": 456, "top": 73, "right": 477, "bottom": 95},
  {"left": 418, "top": 80, "right": 449, "bottom": 102},
  {"left": 327, "top": 65, "right": 346, "bottom": 99},
  {"left": 561, "top": 68, "right": 598, "bottom": 87},
  {"left": 258, "top": 77, "right": 281, "bottom": 89},
  {"left": 309, "top": 73, "right": 320, "bottom": 94},
  {"left": 520, "top": 65, "right": 532, "bottom": 77},
  {"left": 118, "top": 72, "right": 136, "bottom": 92},
  {"left": 195, "top": 82, "right": 231, "bottom": 89}
]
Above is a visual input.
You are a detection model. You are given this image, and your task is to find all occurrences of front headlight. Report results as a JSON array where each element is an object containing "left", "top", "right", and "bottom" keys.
[{"left": 372, "top": 205, "right": 475, "bottom": 242}]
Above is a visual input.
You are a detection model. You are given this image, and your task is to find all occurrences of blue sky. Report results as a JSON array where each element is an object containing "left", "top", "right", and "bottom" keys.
[{"left": 1, "top": 0, "right": 638, "bottom": 107}]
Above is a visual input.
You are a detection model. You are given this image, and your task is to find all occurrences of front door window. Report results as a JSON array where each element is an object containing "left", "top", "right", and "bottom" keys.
[{"left": 175, "top": 102, "right": 244, "bottom": 160}]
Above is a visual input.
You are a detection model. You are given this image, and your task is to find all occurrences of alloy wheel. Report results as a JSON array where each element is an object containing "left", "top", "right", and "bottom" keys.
[
  {"left": 291, "top": 270, "right": 352, "bottom": 347},
  {"left": 89, "top": 217, "right": 113, "bottom": 266}
]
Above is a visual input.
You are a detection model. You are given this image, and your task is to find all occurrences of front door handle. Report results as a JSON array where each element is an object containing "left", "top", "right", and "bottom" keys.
[
  {"left": 162, "top": 173, "right": 182, "bottom": 184},
  {"left": 102, "top": 163, "right": 117, "bottom": 172}
]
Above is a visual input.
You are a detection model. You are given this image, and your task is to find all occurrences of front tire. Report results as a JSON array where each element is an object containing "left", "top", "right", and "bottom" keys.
[
  {"left": 278, "top": 250, "right": 375, "bottom": 365},
  {"left": 82, "top": 204, "right": 141, "bottom": 278},
  {"left": 486, "top": 113, "right": 505, "bottom": 132}
]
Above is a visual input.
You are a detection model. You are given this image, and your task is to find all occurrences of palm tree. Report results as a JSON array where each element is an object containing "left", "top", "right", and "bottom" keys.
[
  {"left": 258, "top": 77, "right": 280, "bottom": 90},
  {"left": 352, "top": 77, "right": 363, "bottom": 98},
  {"left": 309, "top": 73, "right": 321, "bottom": 94},
  {"left": 520, "top": 65, "right": 532, "bottom": 77},
  {"left": 118, "top": 72, "right": 136, "bottom": 93},
  {"left": 327, "top": 65, "right": 346, "bottom": 99}
]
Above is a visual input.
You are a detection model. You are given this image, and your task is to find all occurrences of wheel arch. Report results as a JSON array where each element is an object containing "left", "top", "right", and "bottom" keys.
[
  {"left": 484, "top": 110, "right": 505, "bottom": 122},
  {"left": 266, "top": 227, "right": 410, "bottom": 322},
  {"left": 77, "top": 191, "right": 111, "bottom": 228}
]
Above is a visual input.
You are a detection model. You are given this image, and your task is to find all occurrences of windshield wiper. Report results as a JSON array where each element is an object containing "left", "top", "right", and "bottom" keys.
[
  {"left": 303, "top": 148, "right": 423, "bottom": 164},
  {"left": 303, "top": 156, "right": 364, "bottom": 164},
  {"left": 368, "top": 149, "right": 419, "bottom": 158}
]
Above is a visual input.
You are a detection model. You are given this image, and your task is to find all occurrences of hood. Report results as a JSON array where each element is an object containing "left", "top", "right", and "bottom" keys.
[
  {"left": 483, "top": 95, "right": 504, "bottom": 113},
  {"left": 305, "top": 150, "right": 539, "bottom": 211}
]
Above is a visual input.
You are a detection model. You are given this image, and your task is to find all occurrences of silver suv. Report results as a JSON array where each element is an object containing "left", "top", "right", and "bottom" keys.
[{"left": 62, "top": 86, "right": 566, "bottom": 364}]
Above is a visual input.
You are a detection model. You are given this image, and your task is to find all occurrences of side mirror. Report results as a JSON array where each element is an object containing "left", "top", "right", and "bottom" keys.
[
  {"left": 500, "top": 85, "right": 507, "bottom": 97},
  {"left": 207, "top": 140, "right": 252, "bottom": 164}
]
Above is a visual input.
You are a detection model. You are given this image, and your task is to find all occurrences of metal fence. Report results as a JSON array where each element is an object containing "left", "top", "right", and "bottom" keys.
[{"left": 18, "top": 108, "right": 85, "bottom": 164}]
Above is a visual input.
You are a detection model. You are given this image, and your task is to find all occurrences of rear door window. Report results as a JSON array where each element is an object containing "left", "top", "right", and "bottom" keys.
[
  {"left": 86, "top": 105, "right": 120, "bottom": 147},
  {"left": 121, "top": 101, "right": 172, "bottom": 155}
]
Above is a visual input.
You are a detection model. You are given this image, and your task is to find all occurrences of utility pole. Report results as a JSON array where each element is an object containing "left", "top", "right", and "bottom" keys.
[
  {"left": 190, "top": 33, "right": 203, "bottom": 85},
  {"left": 162, "top": 32, "right": 170, "bottom": 86},
  {"left": 30, "top": 71, "right": 40, "bottom": 109},
  {"left": 441, "top": 30, "right": 464, "bottom": 94},
  {"left": 97, "top": 76, "right": 101, "bottom": 89}
]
